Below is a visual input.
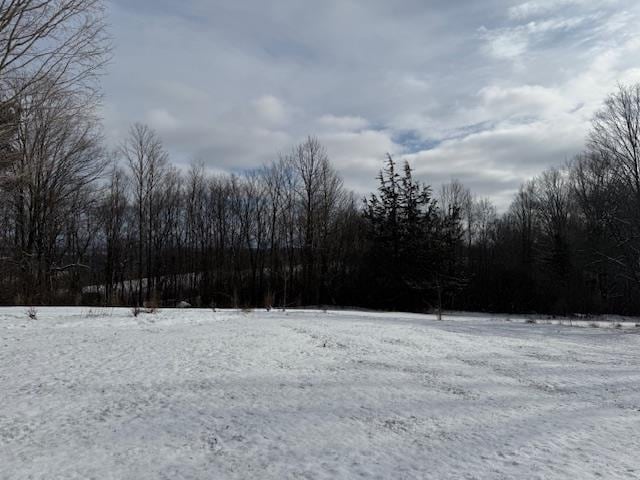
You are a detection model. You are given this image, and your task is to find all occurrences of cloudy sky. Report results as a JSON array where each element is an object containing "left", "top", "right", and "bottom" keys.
[{"left": 103, "top": 0, "right": 640, "bottom": 209}]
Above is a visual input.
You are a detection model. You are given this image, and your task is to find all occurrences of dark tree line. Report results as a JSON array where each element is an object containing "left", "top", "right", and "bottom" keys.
[
  {"left": 3, "top": 85, "right": 640, "bottom": 314},
  {"left": 3, "top": 83, "right": 640, "bottom": 313},
  {"left": 3, "top": 1, "right": 640, "bottom": 314},
  {"left": 72, "top": 131, "right": 364, "bottom": 309},
  {"left": 455, "top": 85, "right": 640, "bottom": 314}
]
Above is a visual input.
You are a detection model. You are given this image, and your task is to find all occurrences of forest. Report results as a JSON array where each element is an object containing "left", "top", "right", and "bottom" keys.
[{"left": 2, "top": 1, "right": 640, "bottom": 315}]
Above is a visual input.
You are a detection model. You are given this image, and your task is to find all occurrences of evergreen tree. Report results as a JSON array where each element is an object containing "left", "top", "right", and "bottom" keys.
[{"left": 364, "top": 155, "right": 443, "bottom": 310}]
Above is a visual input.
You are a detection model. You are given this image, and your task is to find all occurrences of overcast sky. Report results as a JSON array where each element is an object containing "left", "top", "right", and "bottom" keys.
[{"left": 103, "top": 0, "right": 640, "bottom": 209}]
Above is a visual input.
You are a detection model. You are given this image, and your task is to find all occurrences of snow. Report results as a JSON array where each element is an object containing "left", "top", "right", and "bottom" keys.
[{"left": 1, "top": 308, "right": 639, "bottom": 479}]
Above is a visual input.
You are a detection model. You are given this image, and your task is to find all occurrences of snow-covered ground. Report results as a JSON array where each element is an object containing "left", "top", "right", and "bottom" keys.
[{"left": 1, "top": 308, "right": 639, "bottom": 479}]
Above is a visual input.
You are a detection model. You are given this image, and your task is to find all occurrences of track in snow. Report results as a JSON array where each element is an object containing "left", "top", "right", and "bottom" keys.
[{"left": 1, "top": 308, "right": 639, "bottom": 479}]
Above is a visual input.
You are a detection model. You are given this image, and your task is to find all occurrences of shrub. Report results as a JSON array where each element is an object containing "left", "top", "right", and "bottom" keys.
[
  {"left": 26, "top": 306, "right": 37, "bottom": 320},
  {"left": 264, "top": 292, "right": 274, "bottom": 312},
  {"left": 143, "top": 292, "right": 160, "bottom": 313}
]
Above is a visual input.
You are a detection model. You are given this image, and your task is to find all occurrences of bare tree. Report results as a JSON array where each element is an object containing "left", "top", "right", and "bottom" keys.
[
  {"left": 509, "top": 180, "right": 538, "bottom": 266},
  {"left": 473, "top": 197, "right": 497, "bottom": 250},
  {"left": 0, "top": 0, "right": 110, "bottom": 100},
  {"left": 101, "top": 161, "right": 129, "bottom": 304},
  {"left": 261, "top": 157, "right": 288, "bottom": 306},
  {"left": 440, "top": 179, "right": 473, "bottom": 249},
  {"left": 589, "top": 84, "right": 640, "bottom": 195},
  {"left": 0, "top": 0, "right": 110, "bottom": 179},
  {"left": 535, "top": 168, "right": 571, "bottom": 242},
  {"left": 0, "top": 98, "right": 19, "bottom": 172},
  {"left": 587, "top": 83, "right": 640, "bottom": 286},
  {"left": 121, "top": 123, "right": 168, "bottom": 305},
  {"left": 3, "top": 77, "right": 105, "bottom": 301},
  {"left": 292, "top": 137, "right": 327, "bottom": 304}
]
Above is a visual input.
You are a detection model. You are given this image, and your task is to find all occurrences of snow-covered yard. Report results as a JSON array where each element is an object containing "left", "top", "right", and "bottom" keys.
[{"left": 1, "top": 308, "right": 639, "bottom": 479}]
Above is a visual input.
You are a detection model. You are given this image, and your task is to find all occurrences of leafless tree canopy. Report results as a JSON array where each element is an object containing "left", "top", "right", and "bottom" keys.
[
  {"left": 0, "top": 0, "right": 109, "bottom": 173},
  {"left": 1, "top": 77, "right": 105, "bottom": 297},
  {"left": 589, "top": 84, "right": 640, "bottom": 194},
  {"left": 0, "top": 0, "right": 110, "bottom": 98}
]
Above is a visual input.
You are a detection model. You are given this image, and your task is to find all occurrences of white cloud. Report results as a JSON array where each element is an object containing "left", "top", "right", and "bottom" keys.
[
  {"left": 320, "top": 129, "right": 399, "bottom": 192},
  {"left": 480, "top": 14, "right": 595, "bottom": 61},
  {"left": 103, "top": 0, "right": 640, "bottom": 211},
  {"left": 402, "top": 119, "right": 584, "bottom": 210},
  {"left": 508, "top": 0, "right": 611, "bottom": 20},
  {"left": 478, "top": 84, "right": 572, "bottom": 120},
  {"left": 317, "top": 114, "right": 369, "bottom": 132},
  {"left": 253, "top": 95, "right": 289, "bottom": 125},
  {"left": 146, "top": 108, "right": 179, "bottom": 132},
  {"left": 481, "top": 27, "right": 529, "bottom": 60}
]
